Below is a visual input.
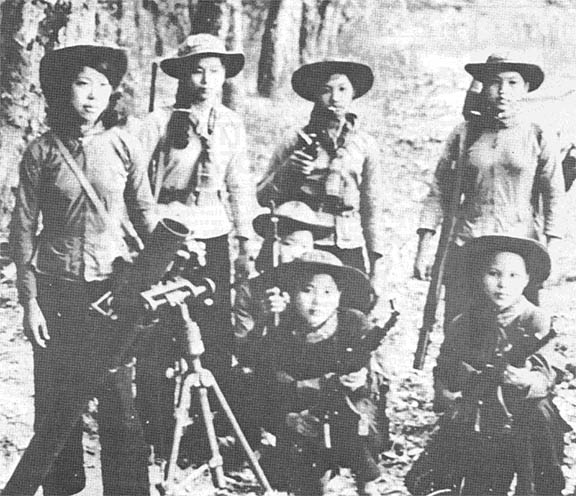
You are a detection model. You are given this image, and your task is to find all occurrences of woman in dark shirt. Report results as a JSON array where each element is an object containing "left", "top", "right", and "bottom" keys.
[{"left": 9, "top": 44, "right": 156, "bottom": 495}]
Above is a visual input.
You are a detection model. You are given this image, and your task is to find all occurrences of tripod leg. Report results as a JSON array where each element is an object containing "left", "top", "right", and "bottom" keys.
[
  {"left": 164, "top": 375, "right": 193, "bottom": 495},
  {"left": 211, "top": 378, "right": 274, "bottom": 493},
  {"left": 197, "top": 384, "right": 226, "bottom": 488}
]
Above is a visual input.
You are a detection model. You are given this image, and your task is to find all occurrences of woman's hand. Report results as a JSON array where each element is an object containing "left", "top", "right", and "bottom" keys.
[
  {"left": 261, "top": 287, "right": 290, "bottom": 315},
  {"left": 501, "top": 364, "right": 533, "bottom": 389},
  {"left": 339, "top": 367, "right": 368, "bottom": 391},
  {"left": 286, "top": 410, "right": 320, "bottom": 437},
  {"left": 23, "top": 298, "right": 50, "bottom": 348},
  {"left": 289, "top": 150, "right": 319, "bottom": 176}
]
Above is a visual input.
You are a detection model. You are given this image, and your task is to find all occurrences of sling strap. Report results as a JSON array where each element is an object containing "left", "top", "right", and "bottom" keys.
[{"left": 51, "top": 132, "right": 144, "bottom": 251}]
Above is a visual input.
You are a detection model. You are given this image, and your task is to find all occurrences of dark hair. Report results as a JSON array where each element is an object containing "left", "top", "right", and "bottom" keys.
[{"left": 45, "top": 60, "right": 124, "bottom": 134}]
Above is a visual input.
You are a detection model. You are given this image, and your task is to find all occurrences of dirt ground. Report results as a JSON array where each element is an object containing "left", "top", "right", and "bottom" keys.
[{"left": 1, "top": 53, "right": 576, "bottom": 495}]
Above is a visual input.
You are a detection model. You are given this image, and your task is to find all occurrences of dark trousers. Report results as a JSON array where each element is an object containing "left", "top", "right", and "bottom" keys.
[
  {"left": 35, "top": 276, "right": 149, "bottom": 496},
  {"left": 136, "top": 234, "right": 234, "bottom": 460}
]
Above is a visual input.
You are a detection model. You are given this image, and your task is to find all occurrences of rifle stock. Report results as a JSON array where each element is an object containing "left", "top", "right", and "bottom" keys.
[{"left": 413, "top": 128, "right": 468, "bottom": 370}]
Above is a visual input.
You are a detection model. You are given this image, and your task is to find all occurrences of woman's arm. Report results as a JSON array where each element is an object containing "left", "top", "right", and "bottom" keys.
[{"left": 9, "top": 143, "right": 50, "bottom": 347}]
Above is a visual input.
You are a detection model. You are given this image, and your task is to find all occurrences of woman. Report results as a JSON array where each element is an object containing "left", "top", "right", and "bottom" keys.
[
  {"left": 414, "top": 52, "right": 565, "bottom": 345},
  {"left": 407, "top": 236, "right": 569, "bottom": 496},
  {"left": 254, "top": 250, "right": 386, "bottom": 496},
  {"left": 257, "top": 60, "right": 389, "bottom": 311},
  {"left": 135, "top": 33, "right": 258, "bottom": 463},
  {"left": 9, "top": 45, "right": 156, "bottom": 494}
]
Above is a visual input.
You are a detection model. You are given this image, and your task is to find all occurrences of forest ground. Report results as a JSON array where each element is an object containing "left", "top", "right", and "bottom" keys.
[{"left": 1, "top": 47, "right": 576, "bottom": 495}]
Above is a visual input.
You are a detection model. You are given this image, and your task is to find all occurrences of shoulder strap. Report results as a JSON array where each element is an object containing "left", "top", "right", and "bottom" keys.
[{"left": 51, "top": 132, "right": 143, "bottom": 251}]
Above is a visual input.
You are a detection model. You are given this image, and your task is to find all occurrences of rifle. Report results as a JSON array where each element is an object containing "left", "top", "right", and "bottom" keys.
[
  {"left": 461, "top": 316, "right": 558, "bottom": 436},
  {"left": 149, "top": 61, "right": 158, "bottom": 113},
  {"left": 3, "top": 219, "right": 191, "bottom": 496},
  {"left": 312, "top": 301, "right": 399, "bottom": 449},
  {"left": 413, "top": 128, "right": 468, "bottom": 370},
  {"left": 269, "top": 200, "right": 281, "bottom": 327}
]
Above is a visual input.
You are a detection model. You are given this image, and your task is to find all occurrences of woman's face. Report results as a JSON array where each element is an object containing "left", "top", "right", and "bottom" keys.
[
  {"left": 484, "top": 70, "right": 529, "bottom": 114},
  {"left": 293, "top": 273, "right": 341, "bottom": 329},
  {"left": 278, "top": 230, "right": 314, "bottom": 264},
  {"left": 317, "top": 73, "right": 355, "bottom": 118},
  {"left": 70, "top": 66, "right": 112, "bottom": 124},
  {"left": 481, "top": 251, "right": 529, "bottom": 311},
  {"left": 185, "top": 56, "right": 226, "bottom": 105}
]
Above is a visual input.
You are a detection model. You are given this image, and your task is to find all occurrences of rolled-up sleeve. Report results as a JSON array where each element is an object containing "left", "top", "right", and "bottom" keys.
[
  {"left": 536, "top": 125, "right": 565, "bottom": 239},
  {"left": 9, "top": 145, "right": 42, "bottom": 301},
  {"left": 256, "top": 132, "right": 300, "bottom": 207},
  {"left": 225, "top": 118, "right": 257, "bottom": 239},
  {"left": 418, "top": 124, "right": 463, "bottom": 233},
  {"left": 359, "top": 134, "right": 387, "bottom": 255}
]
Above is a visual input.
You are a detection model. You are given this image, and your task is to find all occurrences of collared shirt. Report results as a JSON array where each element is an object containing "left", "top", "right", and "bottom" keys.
[
  {"left": 257, "top": 121, "right": 387, "bottom": 254},
  {"left": 10, "top": 126, "right": 156, "bottom": 301},
  {"left": 138, "top": 105, "right": 257, "bottom": 240},
  {"left": 419, "top": 119, "right": 565, "bottom": 245}
]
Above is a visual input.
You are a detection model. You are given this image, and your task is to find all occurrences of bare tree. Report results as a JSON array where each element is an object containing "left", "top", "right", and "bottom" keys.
[{"left": 189, "top": 0, "right": 245, "bottom": 110}]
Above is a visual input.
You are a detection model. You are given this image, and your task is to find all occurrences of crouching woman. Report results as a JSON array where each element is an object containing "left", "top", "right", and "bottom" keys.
[
  {"left": 254, "top": 250, "right": 388, "bottom": 496},
  {"left": 407, "top": 236, "right": 570, "bottom": 496}
]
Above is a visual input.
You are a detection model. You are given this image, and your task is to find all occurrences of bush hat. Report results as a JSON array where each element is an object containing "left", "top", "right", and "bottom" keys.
[
  {"left": 160, "top": 33, "right": 245, "bottom": 80},
  {"left": 40, "top": 44, "right": 128, "bottom": 104},
  {"left": 253, "top": 201, "right": 334, "bottom": 240},
  {"left": 275, "top": 249, "right": 373, "bottom": 312},
  {"left": 291, "top": 60, "right": 374, "bottom": 102},
  {"left": 463, "top": 235, "right": 551, "bottom": 286},
  {"left": 465, "top": 51, "right": 544, "bottom": 92}
]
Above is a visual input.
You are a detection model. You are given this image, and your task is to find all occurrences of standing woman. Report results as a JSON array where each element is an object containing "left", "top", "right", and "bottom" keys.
[
  {"left": 414, "top": 53, "right": 565, "bottom": 331},
  {"left": 9, "top": 45, "right": 155, "bottom": 495},
  {"left": 135, "top": 34, "right": 257, "bottom": 461},
  {"left": 257, "top": 61, "right": 388, "bottom": 312}
]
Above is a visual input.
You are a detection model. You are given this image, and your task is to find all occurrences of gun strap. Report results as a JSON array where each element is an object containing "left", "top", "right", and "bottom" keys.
[{"left": 51, "top": 132, "right": 143, "bottom": 251}]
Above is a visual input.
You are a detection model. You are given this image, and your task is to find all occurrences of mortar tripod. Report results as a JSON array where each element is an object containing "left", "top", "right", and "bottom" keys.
[{"left": 140, "top": 278, "right": 274, "bottom": 495}]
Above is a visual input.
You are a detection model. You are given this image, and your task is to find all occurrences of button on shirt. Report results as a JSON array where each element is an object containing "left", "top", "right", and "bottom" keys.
[
  {"left": 419, "top": 120, "right": 564, "bottom": 245},
  {"left": 257, "top": 123, "right": 387, "bottom": 254},
  {"left": 10, "top": 126, "right": 156, "bottom": 300},
  {"left": 138, "top": 105, "right": 257, "bottom": 240}
]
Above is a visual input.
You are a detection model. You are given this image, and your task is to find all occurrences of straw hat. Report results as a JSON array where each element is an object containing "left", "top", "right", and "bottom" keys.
[
  {"left": 40, "top": 44, "right": 127, "bottom": 104},
  {"left": 275, "top": 249, "right": 373, "bottom": 312},
  {"left": 253, "top": 201, "right": 334, "bottom": 240},
  {"left": 160, "top": 33, "right": 245, "bottom": 80},
  {"left": 464, "top": 51, "right": 544, "bottom": 92},
  {"left": 463, "top": 235, "right": 551, "bottom": 286},
  {"left": 291, "top": 60, "right": 374, "bottom": 102}
]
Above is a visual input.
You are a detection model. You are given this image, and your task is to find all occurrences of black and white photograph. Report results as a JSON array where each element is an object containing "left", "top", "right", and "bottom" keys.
[{"left": 0, "top": 1, "right": 575, "bottom": 495}]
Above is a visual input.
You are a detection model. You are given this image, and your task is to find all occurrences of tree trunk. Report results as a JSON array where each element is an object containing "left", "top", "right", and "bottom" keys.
[
  {"left": 189, "top": 0, "right": 245, "bottom": 111},
  {"left": 257, "top": 0, "right": 303, "bottom": 98},
  {"left": 0, "top": 0, "right": 186, "bottom": 229},
  {"left": 257, "top": 0, "right": 355, "bottom": 98}
]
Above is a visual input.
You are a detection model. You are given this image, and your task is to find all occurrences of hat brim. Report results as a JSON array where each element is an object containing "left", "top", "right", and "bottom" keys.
[
  {"left": 40, "top": 45, "right": 128, "bottom": 101},
  {"left": 291, "top": 61, "right": 374, "bottom": 102},
  {"left": 160, "top": 52, "right": 245, "bottom": 79},
  {"left": 464, "top": 62, "right": 544, "bottom": 92},
  {"left": 463, "top": 235, "right": 551, "bottom": 286},
  {"left": 275, "top": 259, "right": 373, "bottom": 313},
  {"left": 253, "top": 214, "right": 333, "bottom": 240}
]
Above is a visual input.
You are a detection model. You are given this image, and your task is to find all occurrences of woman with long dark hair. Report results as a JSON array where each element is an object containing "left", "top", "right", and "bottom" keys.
[{"left": 10, "top": 44, "right": 156, "bottom": 495}]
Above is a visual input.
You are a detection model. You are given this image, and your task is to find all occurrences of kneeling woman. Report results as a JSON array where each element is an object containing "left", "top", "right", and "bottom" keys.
[
  {"left": 254, "top": 250, "right": 387, "bottom": 496},
  {"left": 407, "top": 236, "right": 570, "bottom": 496},
  {"left": 10, "top": 45, "right": 156, "bottom": 495}
]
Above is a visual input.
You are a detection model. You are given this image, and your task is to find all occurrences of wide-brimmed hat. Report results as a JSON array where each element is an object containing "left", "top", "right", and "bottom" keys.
[
  {"left": 40, "top": 44, "right": 128, "bottom": 104},
  {"left": 464, "top": 51, "right": 544, "bottom": 92},
  {"left": 463, "top": 235, "right": 551, "bottom": 285},
  {"left": 253, "top": 201, "right": 334, "bottom": 240},
  {"left": 275, "top": 249, "right": 373, "bottom": 312},
  {"left": 291, "top": 60, "right": 374, "bottom": 102},
  {"left": 160, "top": 33, "right": 245, "bottom": 80}
]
